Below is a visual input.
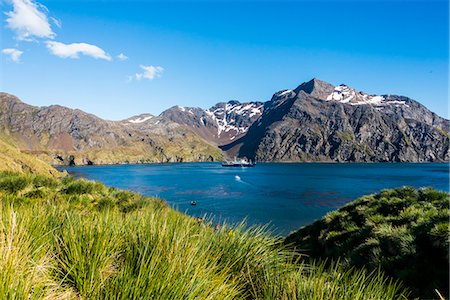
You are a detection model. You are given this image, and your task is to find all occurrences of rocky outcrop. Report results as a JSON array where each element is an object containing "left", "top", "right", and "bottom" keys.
[{"left": 221, "top": 79, "right": 449, "bottom": 162}]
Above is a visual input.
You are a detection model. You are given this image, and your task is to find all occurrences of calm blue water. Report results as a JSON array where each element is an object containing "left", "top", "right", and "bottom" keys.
[{"left": 62, "top": 163, "right": 449, "bottom": 236}]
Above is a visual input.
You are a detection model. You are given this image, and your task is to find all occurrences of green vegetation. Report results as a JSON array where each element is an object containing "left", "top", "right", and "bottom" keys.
[
  {"left": 337, "top": 130, "right": 355, "bottom": 142},
  {"left": 0, "top": 172, "right": 408, "bottom": 299},
  {"left": 285, "top": 187, "right": 450, "bottom": 299}
]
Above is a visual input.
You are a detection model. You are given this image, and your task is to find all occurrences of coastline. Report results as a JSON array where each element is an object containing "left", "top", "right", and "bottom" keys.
[
  {"left": 53, "top": 160, "right": 450, "bottom": 168},
  {"left": 54, "top": 160, "right": 450, "bottom": 168}
]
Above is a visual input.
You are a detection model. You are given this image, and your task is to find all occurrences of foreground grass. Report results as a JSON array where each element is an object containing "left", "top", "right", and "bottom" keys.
[
  {"left": 286, "top": 187, "right": 449, "bottom": 299},
  {"left": 0, "top": 172, "right": 408, "bottom": 299}
]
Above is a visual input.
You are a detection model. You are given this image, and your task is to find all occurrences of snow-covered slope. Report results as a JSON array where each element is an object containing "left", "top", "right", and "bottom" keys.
[{"left": 206, "top": 101, "right": 263, "bottom": 139}]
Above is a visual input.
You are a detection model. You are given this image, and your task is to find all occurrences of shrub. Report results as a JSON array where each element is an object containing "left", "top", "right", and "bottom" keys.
[
  {"left": 32, "top": 175, "right": 58, "bottom": 188},
  {"left": 0, "top": 175, "right": 29, "bottom": 193},
  {"left": 62, "top": 180, "right": 99, "bottom": 195}
]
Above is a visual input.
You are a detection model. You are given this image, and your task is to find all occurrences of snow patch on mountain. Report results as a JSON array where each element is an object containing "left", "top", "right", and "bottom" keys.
[
  {"left": 128, "top": 115, "right": 153, "bottom": 123},
  {"left": 278, "top": 89, "right": 295, "bottom": 97},
  {"left": 326, "top": 85, "right": 357, "bottom": 103},
  {"left": 326, "top": 85, "right": 409, "bottom": 108}
]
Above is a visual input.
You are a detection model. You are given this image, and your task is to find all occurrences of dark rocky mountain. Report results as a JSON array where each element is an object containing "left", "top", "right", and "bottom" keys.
[
  {"left": 0, "top": 93, "right": 221, "bottom": 165},
  {"left": 221, "top": 78, "right": 449, "bottom": 162}
]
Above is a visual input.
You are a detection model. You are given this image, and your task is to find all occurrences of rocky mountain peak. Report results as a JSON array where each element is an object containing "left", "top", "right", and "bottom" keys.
[
  {"left": 1, "top": 92, "right": 36, "bottom": 112},
  {"left": 276, "top": 79, "right": 411, "bottom": 111},
  {"left": 293, "top": 78, "right": 336, "bottom": 99},
  {"left": 0, "top": 92, "right": 23, "bottom": 104}
]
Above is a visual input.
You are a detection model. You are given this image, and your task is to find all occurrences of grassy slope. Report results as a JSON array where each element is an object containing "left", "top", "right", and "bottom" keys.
[
  {"left": 285, "top": 187, "right": 450, "bottom": 299},
  {"left": 0, "top": 172, "right": 408, "bottom": 299},
  {"left": 0, "top": 136, "right": 62, "bottom": 177},
  {"left": 32, "top": 136, "right": 223, "bottom": 166}
]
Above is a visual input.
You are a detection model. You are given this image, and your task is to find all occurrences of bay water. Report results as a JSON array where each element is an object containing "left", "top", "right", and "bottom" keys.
[{"left": 62, "top": 163, "right": 449, "bottom": 236}]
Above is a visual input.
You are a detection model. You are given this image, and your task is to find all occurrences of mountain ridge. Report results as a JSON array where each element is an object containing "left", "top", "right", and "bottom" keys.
[
  {"left": 1, "top": 78, "right": 448, "bottom": 164},
  {"left": 0, "top": 92, "right": 222, "bottom": 166}
]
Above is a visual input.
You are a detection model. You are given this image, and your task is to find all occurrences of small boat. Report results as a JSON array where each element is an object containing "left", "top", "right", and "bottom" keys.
[
  {"left": 190, "top": 201, "right": 197, "bottom": 206},
  {"left": 222, "top": 157, "right": 256, "bottom": 167}
]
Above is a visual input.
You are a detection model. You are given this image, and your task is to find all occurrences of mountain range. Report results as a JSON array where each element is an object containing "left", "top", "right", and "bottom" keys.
[{"left": 0, "top": 78, "right": 448, "bottom": 165}]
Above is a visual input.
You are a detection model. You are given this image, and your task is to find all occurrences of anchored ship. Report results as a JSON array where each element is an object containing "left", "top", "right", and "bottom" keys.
[{"left": 221, "top": 157, "right": 256, "bottom": 167}]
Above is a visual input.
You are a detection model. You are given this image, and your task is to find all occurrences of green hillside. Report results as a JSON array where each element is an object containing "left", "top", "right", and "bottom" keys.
[
  {"left": 0, "top": 136, "right": 61, "bottom": 177},
  {"left": 285, "top": 187, "right": 450, "bottom": 299}
]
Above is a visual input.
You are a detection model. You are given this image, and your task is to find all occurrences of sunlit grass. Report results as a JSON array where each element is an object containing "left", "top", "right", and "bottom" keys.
[{"left": 0, "top": 172, "right": 409, "bottom": 299}]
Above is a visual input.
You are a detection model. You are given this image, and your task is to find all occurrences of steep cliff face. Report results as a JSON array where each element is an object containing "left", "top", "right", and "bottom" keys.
[
  {"left": 0, "top": 93, "right": 222, "bottom": 165},
  {"left": 221, "top": 79, "right": 449, "bottom": 162}
]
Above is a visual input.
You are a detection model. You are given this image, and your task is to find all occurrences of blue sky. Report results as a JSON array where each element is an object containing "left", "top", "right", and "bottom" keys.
[{"left": 0, "top": 0, "right": 448, "bottom": 120}]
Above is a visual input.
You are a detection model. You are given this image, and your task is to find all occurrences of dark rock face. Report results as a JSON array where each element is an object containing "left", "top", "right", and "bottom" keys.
[{"left": 221, "top": 79, "right": 449, "bottom": 162}]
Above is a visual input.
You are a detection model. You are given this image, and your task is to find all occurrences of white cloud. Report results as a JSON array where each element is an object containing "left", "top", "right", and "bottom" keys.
[
  {"left": 46, "top": 41, "right": 112, "bottom": 61},
  {"left": 135, "top": 65, "right": 164, "bottom": 81},
  {"left": 2, "top": 48, "right": 24, "bottom": 62},
  {"left": 117, "top": 53, "right": 128, "bottom": 61},
  {"left": 5, "top": 0, "right": 55, "bottom": 41}
]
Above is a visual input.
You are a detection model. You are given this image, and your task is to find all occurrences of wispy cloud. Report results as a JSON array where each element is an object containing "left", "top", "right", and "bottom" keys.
[
  {"left": 117, "top": 53, "right": 128, "bottom": 61},
  {"left": 2, "top": 48, "right": 24, "bottom": 62},
  {"left": 134, "top": 65, "right": 164, "bottom": 81},
  {"left": 51, "top": 16, "right": 62, "bottom": 28},
  {"left": 46, "top": 41, "right": 112, "bottom": 61},
  {"left": 5, "top": 0, "right": 55, "bottom": 41}
]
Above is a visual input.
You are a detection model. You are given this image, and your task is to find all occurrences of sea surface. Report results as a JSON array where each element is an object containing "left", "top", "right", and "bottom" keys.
[{"left": 62, "top": 163, "right": 449, "bottom": 236}]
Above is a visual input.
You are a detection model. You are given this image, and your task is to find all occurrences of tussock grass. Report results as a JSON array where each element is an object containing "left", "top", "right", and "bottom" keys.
[
  {"left": 286, "top": 186, "right": 449, "bottom": 299},
  {"left": 0, "top": 172, "right": 409, "bottom": 299}
]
